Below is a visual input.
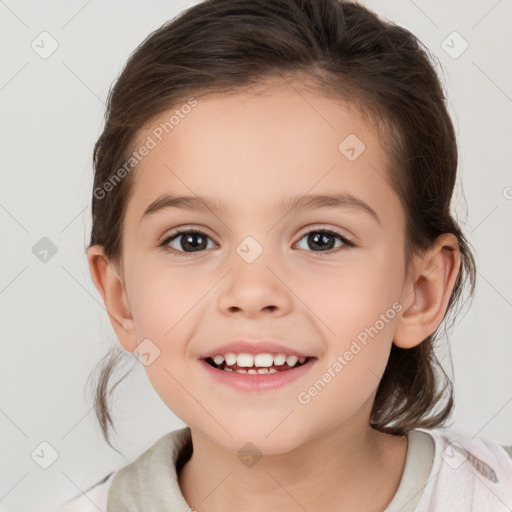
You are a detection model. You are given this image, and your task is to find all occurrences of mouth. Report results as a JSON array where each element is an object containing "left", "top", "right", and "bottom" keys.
[
  {"left": 199, "top": 353, "right": 317, "bottom": 392},
  {"left": 203, "top": 355, "right": 314, "bottom": 374}
]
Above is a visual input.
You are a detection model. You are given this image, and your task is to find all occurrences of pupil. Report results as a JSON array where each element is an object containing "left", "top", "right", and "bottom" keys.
[
  {"left": 309, "top": 232, "right": 334, "bottom": 251},
  {"left": 182, "top": 233, "right": 207, "bottom": 252}
]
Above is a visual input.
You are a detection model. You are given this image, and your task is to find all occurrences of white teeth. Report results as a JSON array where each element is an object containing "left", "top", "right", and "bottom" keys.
[
  {"left": 286, "top": 355, "right": 298, "bottom": 366},
  {"left": 254, "top": 353, "right": 274, "bottom": 367},
  {"left": 231, "top": 367, "right": 278, "bottom": 375},
  {"left": 237, "top": 353, "right": 254, "bottom": 367},
  {"left": 224, "top": 352, "right": 237, "bottom": 366},
  {"left": 273, "top": 354, "right": 287, "bottom": 366},
  {"left": 210, "top": 352, "right": 309, "bottom": 370}
]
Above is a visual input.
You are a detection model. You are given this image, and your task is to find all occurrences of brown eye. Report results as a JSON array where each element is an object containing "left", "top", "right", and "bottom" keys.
[
  {"left": 295, "top": 228, "right": 354, "bottom": 253},
  {"left": 161, "top": 229, "right": 215, "bottom": 255}
]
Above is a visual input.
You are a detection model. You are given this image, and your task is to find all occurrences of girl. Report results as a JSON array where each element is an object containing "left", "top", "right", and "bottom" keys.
[{"left": 56, "top": 0, "right": 512, "bottom": 510}]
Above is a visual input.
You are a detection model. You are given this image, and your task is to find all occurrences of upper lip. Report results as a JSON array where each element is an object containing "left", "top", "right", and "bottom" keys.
[{"left": 198, "top": 340, "right": 314, "bottom": 359}]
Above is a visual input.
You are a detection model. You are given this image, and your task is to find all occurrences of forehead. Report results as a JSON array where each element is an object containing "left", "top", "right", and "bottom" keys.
[{"left": 125, "top": 81, "right": 400, "bottom": 225}]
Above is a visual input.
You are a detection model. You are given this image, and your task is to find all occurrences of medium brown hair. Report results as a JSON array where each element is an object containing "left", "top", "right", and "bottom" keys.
[{"left": 86, "top": 0, "right": 476, "bottom": 450}]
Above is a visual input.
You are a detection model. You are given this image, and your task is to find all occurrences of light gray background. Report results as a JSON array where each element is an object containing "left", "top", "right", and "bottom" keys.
[{"left": 1, "top": 0, "right": 511, "bottom": 510}]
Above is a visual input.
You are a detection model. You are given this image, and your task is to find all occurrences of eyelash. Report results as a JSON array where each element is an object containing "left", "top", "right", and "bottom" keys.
[{"left": 159, "top": 226, "right": 355, "bottom": 258}]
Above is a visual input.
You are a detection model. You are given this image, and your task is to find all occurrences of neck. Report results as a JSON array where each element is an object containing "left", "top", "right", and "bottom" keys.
[{"left": 178, "top": 419, "right": 408, "bottom": 512}]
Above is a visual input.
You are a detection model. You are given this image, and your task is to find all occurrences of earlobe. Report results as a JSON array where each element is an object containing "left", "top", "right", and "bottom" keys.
[
  {"left": 393, "top": 233, "right": 461, "bottom": 349},
  {"left": 87, "top": 245, "right": 137, "bottom": 352}
]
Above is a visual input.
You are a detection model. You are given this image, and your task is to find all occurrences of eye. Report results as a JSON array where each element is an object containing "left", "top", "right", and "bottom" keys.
[
  {"left": 159, "top": 228, "right": 216, "bottom": 256},
  {"left": 159, "top": 226, "right": 355, "bottom": 257},
  {"left": 294, "top": 227, "right": 354, "bottom": 254}
]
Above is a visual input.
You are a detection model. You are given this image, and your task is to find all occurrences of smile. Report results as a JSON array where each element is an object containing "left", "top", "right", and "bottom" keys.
[
  {"left": 205, "top": 352, "right": 310, "bottom": 374},
  {"left": 200, "top": 353, "right": 316, "bottom": 392}
]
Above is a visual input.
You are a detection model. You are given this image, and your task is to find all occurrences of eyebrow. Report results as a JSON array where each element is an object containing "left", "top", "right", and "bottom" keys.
[{"left": 141, "top": 192, "right": 381, "bottom": 225}]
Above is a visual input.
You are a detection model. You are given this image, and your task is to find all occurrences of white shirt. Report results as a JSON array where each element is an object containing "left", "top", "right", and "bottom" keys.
[{"left": 28, "top": 427, "right": 512, "bottom": 511}]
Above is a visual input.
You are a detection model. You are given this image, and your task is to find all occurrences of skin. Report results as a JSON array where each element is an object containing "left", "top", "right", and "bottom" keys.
[{"left": 88, "top": 79, "right": 460, "bottom": 512}]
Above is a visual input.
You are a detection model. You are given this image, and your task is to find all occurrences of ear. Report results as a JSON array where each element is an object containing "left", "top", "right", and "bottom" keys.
[
  {"left": 393, "top": 233, "right": 461, "bottom": 349},
  {"left": 87, "top": 245, "right": 137, "bottom": 352}
]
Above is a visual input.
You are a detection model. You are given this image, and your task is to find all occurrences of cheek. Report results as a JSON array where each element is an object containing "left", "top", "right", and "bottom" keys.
[
  {"left": 126, "top": 263, "right": 203, "bottom": 419},
  {"left": 300, "top": 246, "right": 403, "bottom": 338},
  {"left": 300, "top": 245, "right": 403, "bottom": 384},
  {"left": 125, "top": 257, "right": 212, "bottom": 379},
  {"left": 127, "top": 258, "right": 208, "bottom": 341}
]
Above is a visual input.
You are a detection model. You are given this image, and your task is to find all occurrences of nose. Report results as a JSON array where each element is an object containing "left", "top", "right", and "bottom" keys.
[{"left": 217, "top": 248, "right": 293, "bottom": 318}]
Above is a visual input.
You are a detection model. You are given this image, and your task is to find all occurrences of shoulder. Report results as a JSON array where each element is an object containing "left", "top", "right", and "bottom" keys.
[
  {"left": 40, "top": 428, "right": 191, "bottom": 511},
  {"left": 413, "top": 427, "right": 512, "bottom": 512}
]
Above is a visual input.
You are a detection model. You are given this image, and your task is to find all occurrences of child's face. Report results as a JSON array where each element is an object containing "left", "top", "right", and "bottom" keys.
[{"left": 117, "top": 81, "right": 411, "bottom": 452}]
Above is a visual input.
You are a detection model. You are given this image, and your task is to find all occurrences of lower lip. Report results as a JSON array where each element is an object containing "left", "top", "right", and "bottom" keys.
[{"left": 199, "top": 358, "right": 316, "bottom": 392}]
